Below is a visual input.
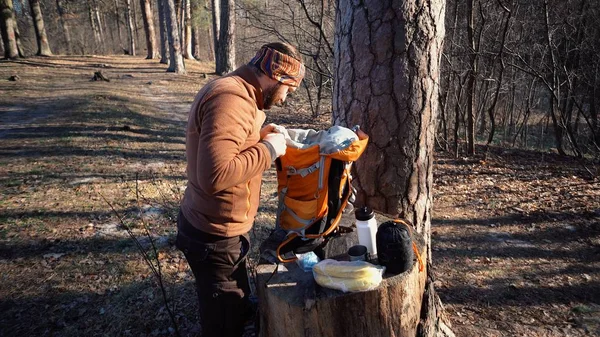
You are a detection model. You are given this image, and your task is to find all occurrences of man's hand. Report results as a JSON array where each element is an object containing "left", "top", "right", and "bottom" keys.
[
  {"left": 262, "top": 133, "right": 287, "bottom": 159},
  {"left": 260, "top": 123, "right": 278, "bottom": 139}
]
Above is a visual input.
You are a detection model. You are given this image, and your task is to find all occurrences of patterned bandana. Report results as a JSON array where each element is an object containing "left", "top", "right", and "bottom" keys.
[{"left": 248, "top": 46, "right": 305, "bottom": 87}]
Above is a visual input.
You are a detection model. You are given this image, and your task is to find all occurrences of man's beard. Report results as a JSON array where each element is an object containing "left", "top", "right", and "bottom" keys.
[{"left": 263, "top": 83, "right": 283, "bottom": 109}]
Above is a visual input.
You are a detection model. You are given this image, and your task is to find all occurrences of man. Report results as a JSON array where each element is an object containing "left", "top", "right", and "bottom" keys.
[{"left": 176, "top": 42, "right": 305, "bottom": 337}]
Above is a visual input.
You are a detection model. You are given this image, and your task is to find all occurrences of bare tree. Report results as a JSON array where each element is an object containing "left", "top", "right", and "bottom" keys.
[
  {"left": 0, "top": 0, "right": 19, "bottom": 58},
  {"left": 215, "top": 0, "right": 234, "bottom": 74},
  {"left": 113, "top": 0, "right": 124, "bottom": 52},
  {"left": 125, "top": 0, "right": 136, "bottom": 55},
  {"left": 140, "top": 0, "right": 157, "bottom": 58},
  {"left": 157, "top": 0, "right": 169, "bottom": 63},
  {"left": 211, "top": 0, "right": 219, "bottom": 61},
  {"left": 239, "top": 0, "right": 335, "bottom": 117},
  {"left": 181, "top": 0, "right": 192, "bottom": 59},
  {"left": 162, "top": 0, "right": 185, "bottom": 73},
  {"left": 465, "top": 0, "right": 477, "bottom": 155},
  {"left": 29, "top": 0, "right": 52, "bottom": 56},
  {"left": 93, "top": 0, "right": 105, "bottom": 50},
  {"left": 87, "top": 0, "right": 102, "bottom": 50}
]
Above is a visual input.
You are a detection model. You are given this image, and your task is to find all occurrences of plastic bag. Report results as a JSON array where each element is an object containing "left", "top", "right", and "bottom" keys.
[
  {"left": 296, "top": 251, "right": 320, "bottom": 272},
  {"left": 312, "top": 259, "right": 385, "bottom": 292}
]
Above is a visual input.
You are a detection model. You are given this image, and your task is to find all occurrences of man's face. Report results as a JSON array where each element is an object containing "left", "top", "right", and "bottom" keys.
[{"left": 263, "top": 83, "right": 297, "bottom": 109}]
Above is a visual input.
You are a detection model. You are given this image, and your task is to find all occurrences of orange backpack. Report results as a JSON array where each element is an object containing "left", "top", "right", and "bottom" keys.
[{"left": 274, "top": 125, "right": 368, "bottom": 262}]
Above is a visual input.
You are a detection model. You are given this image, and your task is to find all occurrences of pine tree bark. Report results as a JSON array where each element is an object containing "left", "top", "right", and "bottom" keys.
[
  {"left": 55, "top": 0, "right": 72, "bottom": 54},
  {"left": 0, "top": 0, "right": 19, "bottom": 58},
  {"left": 215, "top": 0, "right": 235, "bottom": 75},
  {"left": 29, "top": 0, "right": 52, "bottom": 56},
  {"left": 162, "top": 0, "right": 185, "bottom": 73},
  {"left": 157, "top": 0, "right": 169, "bottom": 63},
  {"left": 139, "top": 0, "right": 157, "bottom": 58},
  {"left": 125, "top": 0, "right": 136, "bottom": 55},
  {"left": 332, "top": 1, "right": 452, "bottom": 335}
]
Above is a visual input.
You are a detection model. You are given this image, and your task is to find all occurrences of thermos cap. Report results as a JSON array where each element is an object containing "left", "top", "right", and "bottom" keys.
[{"left": 355, "top": 206, "right": 374, "bottom": 221}]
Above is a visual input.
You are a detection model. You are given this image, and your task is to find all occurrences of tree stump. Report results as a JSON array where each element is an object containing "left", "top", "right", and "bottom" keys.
[{"left": 256, "top": 213, "right": 428, "bottom": 337}]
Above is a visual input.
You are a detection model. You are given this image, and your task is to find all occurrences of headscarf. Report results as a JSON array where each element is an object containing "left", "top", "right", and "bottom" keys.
[{"left": 248, "top": 46, "right": 305, "bottom": 87}]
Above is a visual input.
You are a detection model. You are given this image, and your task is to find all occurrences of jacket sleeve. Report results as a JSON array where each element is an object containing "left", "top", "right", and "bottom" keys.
[{"left": 195, "top": 92, "right": 272, "bottom": 194}]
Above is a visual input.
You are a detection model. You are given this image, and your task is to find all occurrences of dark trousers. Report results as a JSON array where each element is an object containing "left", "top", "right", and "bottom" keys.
[{"left": 176, "top": 211, "right": 251, "bottom": 337}]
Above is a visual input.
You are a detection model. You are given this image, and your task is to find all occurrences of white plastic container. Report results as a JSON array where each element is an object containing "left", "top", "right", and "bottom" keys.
[{"left": 355, "top": 207, "right": 378, "bottom": 256}]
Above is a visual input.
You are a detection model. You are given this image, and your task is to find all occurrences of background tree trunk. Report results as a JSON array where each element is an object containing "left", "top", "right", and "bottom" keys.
[
  {"left": 162, "top": 0, "right": 185, "bottom": 73},
  {"left": 157, "top": 0, "right": 169, "bottom": 63},
  {"left": 465, "top": 0, "right": 476, "bottom": 155},
  {"left": 132, "top": 0, "right": 142, "bottom": 48},
  {"left": 114, "top": 0, "right": 123, "bottom": 52},
  {"left": 93, "top": 0, "right": 105, "bottom": 51},
  {"left": 139, "top": 0, "right": 156, "bottom": 58},
  {"left": 29, "top": 0, "right": 52, "bottom": 56},
  {"left": 191, "top": 22, "right": 200, "bottom": 60},
  {"left": 211, "top": 0, "right": 219, "bottom": 64},
  {"left": 0, "top": 0, "right": 19, "bottom": 58},
  {"left": 215, "top": 0, "right": 234, "bottom": 75},
  {"left": 87, "top": 0, "right": 101, "bottom": 49},
  {"left": 182, "top": 0, "right": 192, "bottom": 59},
  {"left": 125, "top": 0, "right": 135, "bottom": 55},
  {"left": 55, "top": 0, "right": 72, "bottom": 54},
  {"left": 10, "top": 0, "right": 25, "bottom": 57}
]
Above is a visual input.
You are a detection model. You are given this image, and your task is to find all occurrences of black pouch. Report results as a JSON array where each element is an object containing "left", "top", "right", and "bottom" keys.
[{"left": 376, "top": 220, "right": 414, "bottom": 274}]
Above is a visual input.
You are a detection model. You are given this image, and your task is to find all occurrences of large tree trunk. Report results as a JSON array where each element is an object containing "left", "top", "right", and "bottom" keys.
[
  {"left": 0, "top": 0, "right": 19, "bottom": 59},
  {"left": 29, "top": 0, "right": 52, "bottom": 56},
  {"left": 332, "top": 1, "right": 452, "bottom": 335},
  {"left": 55, "top": 0, "right": 72, "bottom": 54},
  {"left": 125, "top": 0, "right": 136, "bottom": 55},
  {"left": 157, "top": 0, "right": 168, "bottom": 63},
  {"left": 139, "top": 0, "right": 156, "bottom": 58},
  {"left": 215, "top": 0, "right": 235, "bottom": 75},
  {"left": 162, "top": 0, "right": 185, "bottom": 73}
]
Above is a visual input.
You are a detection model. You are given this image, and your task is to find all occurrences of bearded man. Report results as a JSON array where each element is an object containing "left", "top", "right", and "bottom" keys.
[{"left": 176, "top": 42, "right": 305, "bottom": 337}]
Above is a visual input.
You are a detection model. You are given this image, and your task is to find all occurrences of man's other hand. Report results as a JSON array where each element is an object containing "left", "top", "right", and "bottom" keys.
[{"left": 262, "top": 133, "right": 287, "bottom": 159}]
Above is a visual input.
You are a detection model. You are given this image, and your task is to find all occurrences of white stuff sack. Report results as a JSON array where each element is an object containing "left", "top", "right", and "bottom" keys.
[{"left": 312, "top": 259, "right": 385, "bottom": 292}]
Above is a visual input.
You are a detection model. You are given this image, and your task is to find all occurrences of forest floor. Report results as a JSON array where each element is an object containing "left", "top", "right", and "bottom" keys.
[{"left": 0, "top": 56, "right": 598, "bottom": 337}]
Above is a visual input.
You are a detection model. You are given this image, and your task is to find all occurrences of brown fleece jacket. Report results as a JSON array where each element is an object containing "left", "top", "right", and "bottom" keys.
[{"left": 181, "top": 65, "right": 272, "bottom": 237}]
